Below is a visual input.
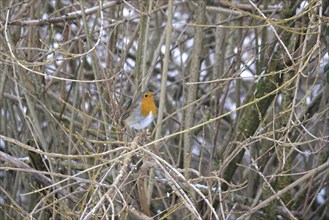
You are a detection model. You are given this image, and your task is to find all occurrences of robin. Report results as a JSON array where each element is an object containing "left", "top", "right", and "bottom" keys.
[{"left": 124, "top": 91, "right": 157, "bottom": 129}]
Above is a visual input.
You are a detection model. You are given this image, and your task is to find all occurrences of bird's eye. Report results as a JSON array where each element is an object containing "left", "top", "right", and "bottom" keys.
[{"left": 145, "top": 94, "right": 148, "bottom": 97}]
